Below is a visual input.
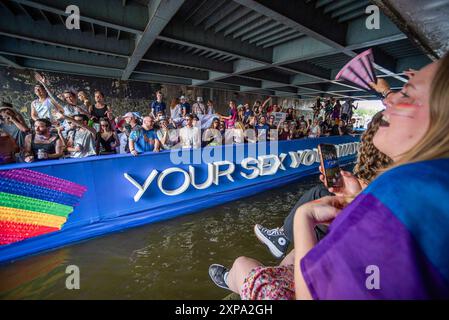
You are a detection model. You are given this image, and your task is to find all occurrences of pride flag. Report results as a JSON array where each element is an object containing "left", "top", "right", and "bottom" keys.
[
  {"left": 301, "top": 159, "right": 449, "bottom": 299},
  {"left": 0, "top": 169, "right": 87, "bottom": 245}
]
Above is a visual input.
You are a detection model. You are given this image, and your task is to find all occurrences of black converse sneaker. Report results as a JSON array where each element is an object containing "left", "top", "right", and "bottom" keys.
[
  {"left": 254, "top": 224, "right": 290, "bottom": 259},
  {"left": 209, "top": 264, "right": 230, "bottom": 290}
]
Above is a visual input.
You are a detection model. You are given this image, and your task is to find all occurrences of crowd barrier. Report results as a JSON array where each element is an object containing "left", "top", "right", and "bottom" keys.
[{"left": 0, "top": 136, "right": 360, "bottom": 263}]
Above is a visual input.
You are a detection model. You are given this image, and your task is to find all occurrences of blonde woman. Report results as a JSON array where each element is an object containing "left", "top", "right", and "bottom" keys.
[
  {"left": 210, "top": 54, "right": 449, "bottom": 299},
  {"left": 77, "top": 91, "right": 92, "bottom": 110},
  {"left": 252, "top": 111, "right": 393, "bottom": 259}
]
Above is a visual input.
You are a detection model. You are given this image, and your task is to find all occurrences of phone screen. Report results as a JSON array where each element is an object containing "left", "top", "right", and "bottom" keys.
[{"left": 318, "top": 144, "right": 342, "bottom": 188}]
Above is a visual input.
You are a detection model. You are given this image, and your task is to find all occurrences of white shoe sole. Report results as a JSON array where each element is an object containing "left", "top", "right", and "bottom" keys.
[{"left": 254, "top": 225, "right": 284, "bottom": 259}]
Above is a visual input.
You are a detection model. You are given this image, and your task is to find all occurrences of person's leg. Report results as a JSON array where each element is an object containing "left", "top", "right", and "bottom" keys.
[
  {"left": 254, "top": 184, "right": 333, "bottom": 259},
  {"left": 283, "top": 184, "right": 333, "bottom": 242},
  {"left": 279, "top": 250, "right": 294, "bottom": 266},
  {"left": 226, "top": 256, "right": 262, "bottom": 295}
]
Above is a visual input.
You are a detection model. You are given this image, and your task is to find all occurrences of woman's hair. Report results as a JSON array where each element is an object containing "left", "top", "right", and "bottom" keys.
[
  {"left": 78, "top": 91, "right": 88, "bottom": 98},
  {"left": 209, "top": 117, "right": 220, "bottom": 129},
  {"left": 393, "top": 52, "right": 449, "bottom": 166},
  {"left": 94, "top": 90, "right": 105, "bottom": 97},
  {"left": 169, "top": 98, "right": 179, "bottom": 109},
  {"left": 235, "top": 121, "right": 245, "bottom": 131},
  {"left": 353, "top": 111, "right": 393, "bottom": 184},
  {"left": 99, "top": 117, "right": 111, "bottom": 132}
]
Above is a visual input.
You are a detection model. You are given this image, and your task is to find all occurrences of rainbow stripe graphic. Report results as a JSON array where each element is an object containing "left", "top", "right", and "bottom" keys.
[{"left": 0, "top": 169, "right": 87, "bottom": 246}]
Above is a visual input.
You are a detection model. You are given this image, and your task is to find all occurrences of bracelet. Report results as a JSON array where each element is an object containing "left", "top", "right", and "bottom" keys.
[{"left": 382, "top": 89, "right": 393, "bottom": 100}]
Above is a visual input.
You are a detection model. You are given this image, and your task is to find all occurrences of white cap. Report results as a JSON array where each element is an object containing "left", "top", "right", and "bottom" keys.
[
  {"left": 180, "top": 95, "right": 186, "bottom": 100},
  {"left": 123, "top": 112, "right": 134, "bottom": 118}
]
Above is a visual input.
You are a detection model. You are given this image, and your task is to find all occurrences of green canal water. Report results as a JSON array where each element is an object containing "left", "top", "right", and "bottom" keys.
[{"left": 0, "top": 175, "right": 320, "bottom": 300}]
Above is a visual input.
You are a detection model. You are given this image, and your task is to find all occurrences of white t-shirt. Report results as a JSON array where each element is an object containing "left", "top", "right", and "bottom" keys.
[
  {"left": 179, "top": 126, "right": 201, "bottom": 149},
  {"left": 309, "top": 125, "right": 320, "bottom": 138},
  {"left": 69, "top": 129, "right": 97, "bottom": 158},
  {"left": 118, "top": 132, "right": 128, "bottom": 154},
  {"left": 62, "top": 104, "right": 89, "bottom": 132},
  {"left": 192, "top": 102, "right": 206, "bottom": 115},
  {"left": 170, "top": 105, "right": 182, "bottom": 120},
  {"left": 203, "top": 128, "right": 222, "bottom": 146},
  {"left": 157, "top": 129, "right": 179, "bottom": 150},
  {"left": 32, "top": 97, "right": 56, "bottom": 120}
]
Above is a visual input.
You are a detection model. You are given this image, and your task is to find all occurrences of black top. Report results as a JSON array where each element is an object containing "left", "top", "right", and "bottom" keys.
[
  {"left": 31, "top": 133, "right": 59, "bottom": 159},
  {"left": 91, "top": 105, "right": 109, "bottom": 120},
  {"left": 97, "top": 132, "right": 117, "bottom": 154},
  {"left": 330, "top": 125, "right": 340, "bottom": 136}
]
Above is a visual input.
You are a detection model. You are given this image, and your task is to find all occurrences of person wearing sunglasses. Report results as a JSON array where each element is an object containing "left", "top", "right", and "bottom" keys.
[
  {"left": 203, "top": 118, "right": 222, "bottom": 147},
  {"left": 156, "top": 116, "right": 179, "bottom": 150},
  {"left": 96, "top": 118, "right": 120, "bottom": 155}
]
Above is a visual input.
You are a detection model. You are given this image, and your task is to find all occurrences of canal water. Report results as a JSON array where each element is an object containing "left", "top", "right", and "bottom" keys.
[{"left": 0, "top": 175, "right": 321, "bottom": 300}]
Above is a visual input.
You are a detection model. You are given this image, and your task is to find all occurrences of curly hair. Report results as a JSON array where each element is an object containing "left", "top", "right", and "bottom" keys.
[{"left": 353, "top": 111, "right": 393, "bottom": 184}]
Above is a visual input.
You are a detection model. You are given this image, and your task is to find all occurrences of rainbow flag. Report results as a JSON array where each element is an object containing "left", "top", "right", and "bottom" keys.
[
  {"left": 301, "top": 159, "right": 449, "bottom": 299},
  {"left": 0, "top": 169, "right": 87, "bottom": 246}
]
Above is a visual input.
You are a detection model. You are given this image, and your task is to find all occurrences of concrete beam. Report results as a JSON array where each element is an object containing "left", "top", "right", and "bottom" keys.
[
  {"left": 121, "top": 0, "right": 185, "bottom": 80},
  {"left": 158, "top": 21, "right": 272, "bottom": 63},
  {"left": 129, "top": 72, "right": 192, "bottom": 85},
  {"left": 203, "top": 1, "right": 240, "bottom": 30},
  {"left": 216, "top": 76, "right": 261, "bottom": 88},
  {"left": 143, "top": 45, "right": 234, "bottom": 73},
  {"left": 10, "top": 0, "right": 148, "bottom": 34},
  {"left": 135, "top": 61, "right": 208, "bottom": 80},
  {"left": 17, "top": 57, "right": 123, "bottom": 79},
  {"left": 0, "top": 54, "right": 23, "bottom": 69},
  {"left": 196, "top": 82, "right": 240, "bottom": 92},
  {"left": 240, "top": 86, "right": 275, "bottom": 95},
  {"left": 233, "top": 0, "right": 347, "bottom": 47},
  {"left": 396, "top": 55, "right": 432, "bottom": 74},
  {"left": 0, "top": 36, "right": 127, "bottom": 70},
  {"left": 0, "top": 14, "right": 133, "bottom": 57},
  {"left": 345, "top": 14, "right": 408, "bottom": 50},
  {"left": 272, "top": 36, "right": 334, "bottom": 65}
]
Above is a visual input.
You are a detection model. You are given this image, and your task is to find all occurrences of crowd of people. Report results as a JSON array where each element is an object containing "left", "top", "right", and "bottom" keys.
[
  {"left": 0, "top": 72, "right": 358, "bottom": 164},
  {"left": 208, "top": 53, "right": 449, "bottom": 299}
]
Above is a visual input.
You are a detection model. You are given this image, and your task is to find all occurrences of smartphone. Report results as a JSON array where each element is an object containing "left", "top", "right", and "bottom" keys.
[{"left": 318, "top": 144, "right": 342, "bottom": 188}]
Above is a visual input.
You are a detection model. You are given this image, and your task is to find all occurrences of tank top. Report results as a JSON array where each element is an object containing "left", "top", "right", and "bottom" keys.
[
  {"left": 98, "top": 132, "right": 117, "bottom": 153},
  {"left": 91, "top": 104, "right": 109, "bottom": 119},
  {"left": 31, "top": 133, "right": 59, "bottom": 159}
]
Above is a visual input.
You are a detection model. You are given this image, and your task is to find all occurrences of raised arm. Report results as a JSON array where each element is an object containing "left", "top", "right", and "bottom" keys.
[
  {"left": 261, "top": 97, "right": 272, "bottom": 111},
  {"left": 55, "top": 124, "right": 67, "bottom": 149},
  {"left": 23, "top": 134, "right": 34, "bottom": 162},
  {"left": 4, "top": 109, "right": 30, "bottom": 133},
  {"left": 31, "top": 102, "right": 39, "bottom": 121},
  {"left": 34, "top": 72, "right": 65, "bottom": 113},
  {"left": 154, "top": 138, "right": 161, "bottom": 152},
  {"left": 60, "top": 113, "right": 96, "bottom": 136}
]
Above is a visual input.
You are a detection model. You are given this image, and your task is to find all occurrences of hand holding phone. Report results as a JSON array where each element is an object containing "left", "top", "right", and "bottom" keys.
[{"left": 318, "top": 144, "right": 342, "bottom": 189}]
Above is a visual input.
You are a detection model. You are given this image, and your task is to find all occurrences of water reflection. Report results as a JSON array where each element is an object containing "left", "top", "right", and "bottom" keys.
[{"left": 1, "top": 175, "right": 319, "bottom": 300}]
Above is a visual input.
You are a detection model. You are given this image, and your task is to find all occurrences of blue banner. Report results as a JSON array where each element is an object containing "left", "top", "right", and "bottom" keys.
[{"left": 0, "top": 136, "right": 360, "bottom": 263}]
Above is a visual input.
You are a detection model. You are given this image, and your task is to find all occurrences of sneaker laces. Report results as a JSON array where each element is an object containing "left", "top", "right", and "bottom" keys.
[{"left": 265, "top": 227, "right": 284, "bottom": 237}]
